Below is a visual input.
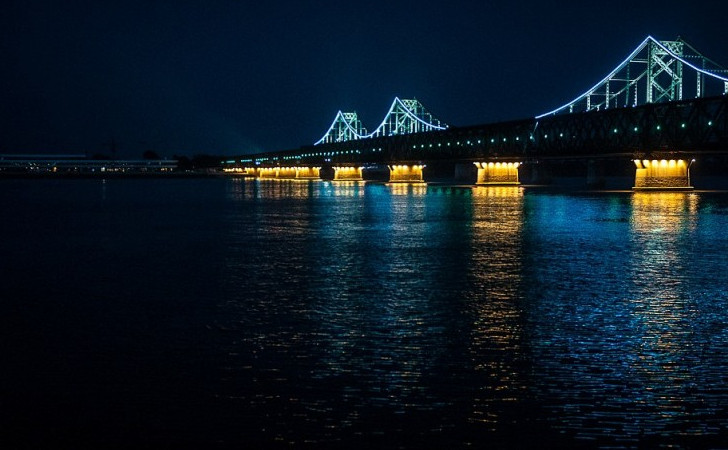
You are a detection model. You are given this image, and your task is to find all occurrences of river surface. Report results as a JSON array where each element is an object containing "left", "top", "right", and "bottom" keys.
[{"left": 2, "top": 178, "right": 728, "bottom": 448}]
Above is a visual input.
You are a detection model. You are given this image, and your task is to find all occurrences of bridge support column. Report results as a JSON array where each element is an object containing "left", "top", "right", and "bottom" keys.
[
  {"left": 633, "top": 159, "right": 693, "bottom": 190},
  {"left": 388, "top": 164, "right": 425, "bottom": 183},
  {"left": 586, "top": 160, "right": 605, "bottom": 189},
  {"left": 295, "top": 166, "right": 321, "bottom": 180},
  {"left": 242, "top": 167, "right": 259, "bottom": 177},
  {"left": 276, "top": 167, "right": 297, "bottom": 179},
  {"left": 258, "top": 167, "right": 278, "bottom": 179},
  {"left": 333, "top": 166, "right": 363, "bottom": 181},
  {"left": 474, "top": 162, "right": 520, "bottom": 185}
]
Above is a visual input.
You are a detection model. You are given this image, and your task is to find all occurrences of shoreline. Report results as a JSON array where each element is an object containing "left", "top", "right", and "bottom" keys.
[{"left": 0, "top": 171, "right": 221, "bottom": 179}]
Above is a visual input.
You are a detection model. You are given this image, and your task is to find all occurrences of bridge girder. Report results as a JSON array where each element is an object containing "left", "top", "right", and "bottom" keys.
[
  {"left": 234, "top": 37, "right": 728, "bottom": 168},
  {"left": 241, "top": 96, "right": 727, "bottom": 167}
]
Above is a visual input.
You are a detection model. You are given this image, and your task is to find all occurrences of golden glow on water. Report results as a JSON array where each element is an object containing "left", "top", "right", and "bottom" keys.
[
  {"left": 474, "top": 161, "right": 520, "bottom": 185},
  {"left": 323, "top": 180, "right": 365, "bottom": 197},
  {"left": 632, "top": 192, "right": 699, "bottom": 234},
  {"left": 219, "top": 179, "right": 728, "bottom": 444},
  {"left": 471, "top": 185, "right": 523, "bottom": 198},
  {"left": 628, "top": 191, "right": 700, "bottom": 419},
  {"left": 388, "top": 182, "right": 427, "bottom": 196},
  {"left": 388, "top": 164, "right": 425, "bottom": 183},
  {"left": 226, "top": 177, "right": 334, "bottom": 200},
  {"left": 633, "top": 159, "right": 691, "bottom": 189},
  {"left": 467, "top": 185, "right": 525, "bottom": 427}
]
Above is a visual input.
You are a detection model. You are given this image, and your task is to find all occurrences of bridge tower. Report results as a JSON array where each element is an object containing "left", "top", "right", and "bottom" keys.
[
  {"left": 538, "top": 36, "right": 728, "bottom": 118},
  {"left": 315, "top": 111, "right": 367, "bottom": 145},
  {"left": 646, "top": 39, "right": 684, "bottom": 104},
  {"left": 371, "top": 98, "right": 447, "bottom": 137}
]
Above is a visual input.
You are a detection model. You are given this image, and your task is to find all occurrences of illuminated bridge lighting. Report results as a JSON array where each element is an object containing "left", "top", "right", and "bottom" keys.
[
  {"left": 226, "top": 36, "right": 725, "bottom": 177},
  {"left": 537, "top": 36, "right": 728, "bottom": 119},
  {"left": 314, "top": 97, "right": 448, "bottom": 145}
]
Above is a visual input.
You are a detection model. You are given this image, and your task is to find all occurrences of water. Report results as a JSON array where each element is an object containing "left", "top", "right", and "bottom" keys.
[{"left": 2, "top": 178, "right": 728, "bottom": 448}]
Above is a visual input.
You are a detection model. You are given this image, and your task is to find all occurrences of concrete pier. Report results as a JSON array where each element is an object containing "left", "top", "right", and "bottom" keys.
[
  {"left": 633, "top": 159, "right": 693, "bottom": 190},
  {"left": 474, "top": 162, "right": 520, "bottom": 185},
  {"left": 388, "top": 164, "right": 425, "bottom": 183},
  {"left": 295, "top": 167, "right": 321, "bottom": 180},
  {"left": 333, "top": 166, "right": 363, "bottom": 181}
]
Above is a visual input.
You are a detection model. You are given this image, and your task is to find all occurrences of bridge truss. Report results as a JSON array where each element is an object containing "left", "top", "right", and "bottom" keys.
[
  {"left": 314, "top": 97, "right": 447, "bottom": 145},
  {"left": 537, "top": 36, "right": 728, "bottom": 118},
  {"left": 231, "top": 35, "right": 728, "bottom": 169},
  {"left": 314, "top": 111, "right": 367, "bottom": 145}
]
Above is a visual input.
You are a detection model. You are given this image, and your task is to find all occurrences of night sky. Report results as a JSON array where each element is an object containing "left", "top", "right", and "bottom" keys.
[{"left": 2, "top": 0, "right": 727, "bottom": 158}]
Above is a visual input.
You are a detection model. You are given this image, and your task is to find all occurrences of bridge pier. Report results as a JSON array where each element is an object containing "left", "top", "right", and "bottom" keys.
[
  {"left": 633, "top": 159, "right": 693, "bottom": 190},
  {"left": 275, "top": 167, "right": 297, "bottom": 179},
  {"left": 388, "top": 164, "right": 425, "bottom": 183},
  {"left": 222, "top": 167, "right": 259, "bottom": 177},
  {"left": 295, "top": 166, "right": 321, "bottom": 180},
  {"left": 586, "top": 160, "right": 606, "bottom": 189},
  {"left": 474, "top": 162, "right": 520, "bottom": 185},
  {"left": 256, "top": 167, "right": 321, "bottom": 179},
  {"left": 258, "top": 167, "right": 278, "bottom": 178},
  {"left": 333, "top": 166, "right": 363, "bottom": 181}
]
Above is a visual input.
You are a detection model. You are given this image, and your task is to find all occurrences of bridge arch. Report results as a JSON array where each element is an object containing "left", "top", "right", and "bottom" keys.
[
  {"left": 314, "top": 97, "right": 448, "bottom": 145},
  {"left": 537, "top": 36, "right": 728, "bottom": 118}
]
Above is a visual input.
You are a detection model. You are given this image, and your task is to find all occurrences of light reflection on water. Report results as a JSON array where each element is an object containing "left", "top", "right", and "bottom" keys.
[
  {"left": 467, "top": 187, "right": 526, "bottom": 430},
  {"left": 627, "top": 193, "right": 714, "bottom": 439},
  {"left": 213, "top": 183, "right": 728, "bottom": 446},
  {"left": 524, "top": 191, "right": 728, "bottom": 446},
  {"left": 5, "top": 178, "right": 728, "bottom": 447},
  {"left": 11, "top": 179, "right": 727, "bottom": 447}
]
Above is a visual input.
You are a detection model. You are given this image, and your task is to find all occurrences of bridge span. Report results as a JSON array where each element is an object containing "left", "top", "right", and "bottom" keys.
[{"left": 224, "top": 36, "right": 728, "bottom": 190}]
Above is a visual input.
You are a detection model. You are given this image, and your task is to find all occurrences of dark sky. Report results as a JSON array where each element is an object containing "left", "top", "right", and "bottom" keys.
[{"left": 2, "top": 0, "right": 727, "bottom": 158}]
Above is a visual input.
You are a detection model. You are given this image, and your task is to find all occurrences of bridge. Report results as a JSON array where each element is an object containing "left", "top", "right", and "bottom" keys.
[{"left": 223, "top": 36, "right": 728, "bottom": 190}]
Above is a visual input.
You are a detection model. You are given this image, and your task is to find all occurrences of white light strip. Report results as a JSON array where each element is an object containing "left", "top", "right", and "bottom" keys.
[
  {"left": 367, "top": 97, "right": 448, "bottom": 138},
  {"left": 314, "top": 110, "right": 367, "bottom": 145},
  {"left": 316, "top": 97, "right": 448, "bottom": 144},
  {"left": 651, "top": 38, "right": 728, "bottom": 82},
  {"left": 536, "top": 36, "right": 652, "bottom": 118},
  {"left": 536, "top": 36, "right": 728, "bottom": 119},
  {"left": 314, "top": 110, "right": 345, "bottom": 145}
]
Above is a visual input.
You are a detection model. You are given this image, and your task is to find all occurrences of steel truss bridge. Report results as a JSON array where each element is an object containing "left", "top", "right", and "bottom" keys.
[{"left": 229, "top": 36, "right": 728, "bottom": 170}]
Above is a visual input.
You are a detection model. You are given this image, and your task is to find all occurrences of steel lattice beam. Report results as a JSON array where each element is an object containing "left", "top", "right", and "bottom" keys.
[{"left": 538, "top": 36, "right": 728, "bottom": 118}]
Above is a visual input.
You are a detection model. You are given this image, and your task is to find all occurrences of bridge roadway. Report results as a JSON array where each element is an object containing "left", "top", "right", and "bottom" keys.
[{"left": 226, "top": 95, "right": 728, "bottom": 189}]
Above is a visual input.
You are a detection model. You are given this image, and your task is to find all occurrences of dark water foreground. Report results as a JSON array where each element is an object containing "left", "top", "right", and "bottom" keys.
[{"left": 2, "top": 178, "right": 728, "bottom": 449}]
